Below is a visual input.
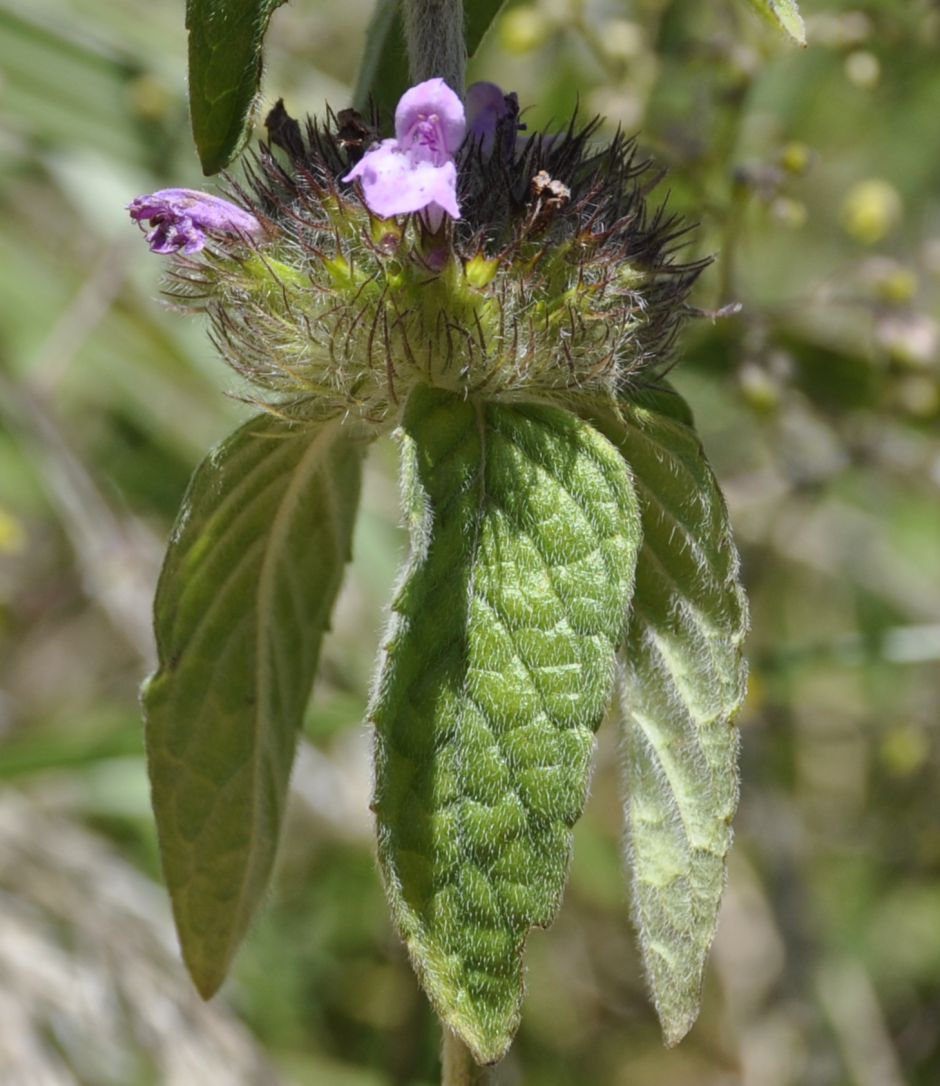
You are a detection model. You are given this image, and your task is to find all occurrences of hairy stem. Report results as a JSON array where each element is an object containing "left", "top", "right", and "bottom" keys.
[{"left": 403, "top": 0, "right": 466, "bottom": 93}]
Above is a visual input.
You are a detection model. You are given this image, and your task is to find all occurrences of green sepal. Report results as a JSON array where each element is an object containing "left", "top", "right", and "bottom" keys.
[
  {"left": 186, "top": 0, "right": 288, "bottom": 174},
  {"left": 372, "top": 386, "right": 641, "bottom": 1063},
  {"left": 745, "top": 0, "right": 806, "bottom": 45},
  {"left": 591, "top": 393, "right": 747, "bottom": 1045},
  {"left": 143, "top": 412, "right": 362, "bottom": 997}
]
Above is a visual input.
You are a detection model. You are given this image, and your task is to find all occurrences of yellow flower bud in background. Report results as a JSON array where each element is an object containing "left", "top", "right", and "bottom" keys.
[
  {"left": 499, "top": 6, "right": 549, "bottom": 54},
  {"left": 862, "top": 258, "right": 918, "bottom": 305},
  {"left": 841, "top": 179, "right": 903, "bottom": 244},
  {"left": 778, "top": 141, "right": 813, "bottom": 177}
]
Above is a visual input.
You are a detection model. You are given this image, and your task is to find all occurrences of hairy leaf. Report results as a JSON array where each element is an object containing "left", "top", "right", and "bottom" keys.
[
  {"left": 372, "top": 386, "right": 641, "bottom": 1063},
  {"left": 144, "top": 413, "right": 362, "bottom": 997},
  {"left": 353, "top": 0, "right": 408, "bottom": 116},
  {"left": 592, "top": 395, "right": 747, "bottom": 1044},
  {"left": 187, "top": 0, "right": 288, "bottom": 174},
  {"left": 746, "top": 0, "right": 806, "bottom": 45}
]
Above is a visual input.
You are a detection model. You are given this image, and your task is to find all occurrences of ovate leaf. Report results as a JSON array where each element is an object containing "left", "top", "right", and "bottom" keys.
[
  {"left": 143, "top": 413, "right": 362, "bottom": 997},
  {"left": 592, "top": 394, "right": 747, "bottom": 1044},
  {"left": 187, "top": 0, "right": 288, "bottom": 174},
  {"left": 746, "top": 0, "right": 806, "bottom": 45},
  {"left": 372, "top": 386, "right": 641, "bottom": 1063}
]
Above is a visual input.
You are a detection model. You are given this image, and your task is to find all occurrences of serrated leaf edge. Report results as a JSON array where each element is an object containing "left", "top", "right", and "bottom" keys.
[
  {"left": 373, "top": 394, "right": 641, "bottom": 1063},
  {"left": 145, "top": 417, "right": 359, "bottom": 997}
]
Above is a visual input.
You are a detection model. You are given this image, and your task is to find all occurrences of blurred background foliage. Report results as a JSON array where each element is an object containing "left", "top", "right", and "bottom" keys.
[{"left": 1, "top": 0, "right": 939, "bottom": 1083}]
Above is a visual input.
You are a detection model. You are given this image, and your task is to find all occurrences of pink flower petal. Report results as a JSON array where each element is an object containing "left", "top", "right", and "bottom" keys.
[
  {"left": 128, "top": 189, "right": 260, "bottom": 254},
  {"left": 395, "top": 78, "right": 466, "bottom": 157},
  {"left": 343, "top": 80, "right": 465, "bottom": 221}
]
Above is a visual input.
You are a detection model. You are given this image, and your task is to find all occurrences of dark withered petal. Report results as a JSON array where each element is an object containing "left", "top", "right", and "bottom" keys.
[
  {"left": 264, "top": 100, "right": 375, "bottom": 178},
  {"left": 264, "top": 99, "right": 307, "bottom": 161},
  {"left": 453, "top": 113, "right": 708, "bottom": 385}
]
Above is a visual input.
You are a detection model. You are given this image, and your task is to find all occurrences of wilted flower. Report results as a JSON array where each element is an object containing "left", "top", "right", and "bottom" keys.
[
  {"left": 343, "top": 77, "right": 464, "bottom": 220},
  {"left": 128, "top": 188, "right": 261, "bottom": 254}
]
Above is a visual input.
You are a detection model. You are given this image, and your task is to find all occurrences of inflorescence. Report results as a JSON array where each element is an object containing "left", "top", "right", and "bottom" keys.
[{"left": 129, "top": 80, "right": 706, "bottom": 428}]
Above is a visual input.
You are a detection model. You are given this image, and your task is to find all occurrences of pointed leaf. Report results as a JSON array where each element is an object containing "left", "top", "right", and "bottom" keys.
[
  {"left": 186, "top": 0, "right": 288, "bottom": 174},
  {"left": 143, "top": 413, "right": 362, "bottom": 997},
  {"left": 745, "top": 0, "right": 806, "bottom": 45},
  {"left": 466, "top": 1, "right": 509, "bottom": 58},
  {"left": 372, "top": 386, "right": 641, "bottom": 1063},
  {"left": 352, "top": 0, "right": 408, "bottom": 116},
  {"left": 591, "top": 395, "right": 747, "bottom": 1044}
]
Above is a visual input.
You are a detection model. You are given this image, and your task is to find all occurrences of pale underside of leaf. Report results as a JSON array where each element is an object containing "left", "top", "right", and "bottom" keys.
[
  {"left": 591, "top": 395, "right": 747, "bottom": 1045},
  {"left": 746, "top": 0, "right": 806, "bottom": 45},
  {"left": 371, "top": 386, "right": 641, "bottom": 1063},
  {"left": 144, "top": 413, "right": 362, "bottom": 997}
]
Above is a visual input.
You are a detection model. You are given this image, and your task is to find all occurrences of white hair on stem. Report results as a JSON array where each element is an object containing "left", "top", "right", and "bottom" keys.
[{"left": 403, "top": 0, "right": 466, "bottom": 95}]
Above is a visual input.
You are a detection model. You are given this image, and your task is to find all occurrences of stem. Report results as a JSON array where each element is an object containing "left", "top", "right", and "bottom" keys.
[
  {"left": 403, "top": 0, "right": 466, "bottom": 93},
  {"left": 441, "top": 1029, "right": 484, "bottom": 1086}
]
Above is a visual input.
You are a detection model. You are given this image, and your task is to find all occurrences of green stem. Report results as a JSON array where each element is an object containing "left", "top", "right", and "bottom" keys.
[
  {"left": 403, "top": 0, "right": 466, "bottom": 92},
  {"left": 441, "top": 1030, "right": 482, "bottom": 1086}
]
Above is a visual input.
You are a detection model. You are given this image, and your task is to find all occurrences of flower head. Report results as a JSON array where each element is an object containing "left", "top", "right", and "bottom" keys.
[
  {"left": 343, "top": 78, "right": 465, "bottom": 220},
  {"left": 149, "top": 92, "right": 705, "bottom": 429},
  {"left": 128, "top": 188, "right": 260, "bottom": 254}
]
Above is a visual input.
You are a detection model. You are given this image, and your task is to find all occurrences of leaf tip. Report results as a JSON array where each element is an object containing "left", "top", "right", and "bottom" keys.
[
  {"left": 444, "top": 1012, "right": 514, "bottom": 1067},
  {"left": 777, "top": 8, "right": 807, "bottom": 47},
  {"left": 414, "top": 953, "right": 519, "bottom": 1066},
  {"left": 183, "top": 946, "right": 231, "bottom": 1001},
  {"left": 661, "top": 1007, "right": 699, "bottom": 1048},
  {"left": 748, "top": 0, "right": 807, "bottom": 46}
]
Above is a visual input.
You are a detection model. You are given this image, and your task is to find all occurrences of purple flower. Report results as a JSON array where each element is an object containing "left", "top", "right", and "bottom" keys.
[
  {"left": 128, "top": 188, "right": 261, "bottom": 255},
  {"left": 465, "top": 82, "right": 523, "bottom": 157},
  {"left": 343, "top": 78, "right": 465, "bottom": 221}
]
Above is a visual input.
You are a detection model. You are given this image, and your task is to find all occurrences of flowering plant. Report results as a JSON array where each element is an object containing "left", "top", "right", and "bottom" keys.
[
  {"left": 133, "top": 3, "right": 748, "bottom": 1077},
  {"left": 344, "top": 77, "right": 464, "bottom": 220}
]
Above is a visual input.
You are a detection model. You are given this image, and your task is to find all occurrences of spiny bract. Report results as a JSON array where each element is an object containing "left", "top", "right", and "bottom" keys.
[{"left": 165, "top": 94, "right": 706, "bottom": 428}]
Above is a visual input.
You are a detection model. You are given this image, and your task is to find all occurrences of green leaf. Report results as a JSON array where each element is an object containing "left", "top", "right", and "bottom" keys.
[
  {"left": 591, "top": 395, "right": 747, "bottom": 1045},
  {"left": 620, "top": 380, "right": 695, "bottom": 428},
  {"left": 352, "top": 0, "right": 408, "bottom": 117},
  {"left": 186, "top": 0, "right": 288, "bottom": 174},
  {"left": 745, "top": 0, "right": 806, "bottom": 45},
  {"left": 465, "top": 0, "right": 508, "bottom": 58},
  {"left": 372, "top": 386, "right": 641, "bottom": 1063},
  {"left": 143, "top": 413, "right": 362, "bottom": 997}
]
